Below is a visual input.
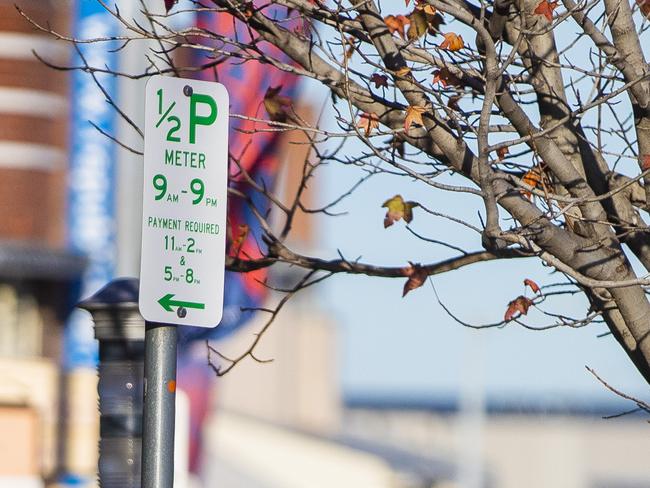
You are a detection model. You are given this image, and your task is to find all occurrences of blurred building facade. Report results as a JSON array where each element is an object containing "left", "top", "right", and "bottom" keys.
[{"left": 0, "top": 1, "right": 86, "bottom": 487}]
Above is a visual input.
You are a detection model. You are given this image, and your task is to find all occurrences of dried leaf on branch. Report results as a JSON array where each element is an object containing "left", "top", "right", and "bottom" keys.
[
  {"left": 357, "top": 112, "right": 380, "bottom": 136},
  {"left": 370, "top": 73, "right": 388, "bottom": 88},
  {"left": 404, "top": 105, "right": 427, "bottom": 131},
  {"left": 407, "top": 10, "right": 429, "bottom": 40},
  {"left": 415, "top": 0, "right": 436, "bottom": 15},
  {"left": 402, "top": 263, "right": 428, "bottom": 296},
  {"left": 384, "top": 14, "right": 410, "bottom": 39},
  {"left": 432, "top": 68, "right": 460, "bottom": 87},
  {"left": 263, "top": 85, "right": 293, "bottom": 122},
  {"left": 638, "top": 0, "right": 650, "bottom": 16},
  {"left": 521, "top": 164, "right": 550, "bottom": 199},
  {"left": 524, "top": 278, "right": 541, "bottom": 294},
  {"left": 394, "top": 66, "right": 412, "bottom": 78},
  {"left": 504, "top": 296, "right": 533, "bottom": 321},
  {"left": 407, "top": 9, "right": 444, "bottom": 39},
  {"left": 382, "top": 194, "right": 419, "bottom": 227},
  {"left": 440, "top": 32, "right": 464, "bottom": 51},
  {"left": 534, "top": 0, "right": 558, "bottom": 22}
]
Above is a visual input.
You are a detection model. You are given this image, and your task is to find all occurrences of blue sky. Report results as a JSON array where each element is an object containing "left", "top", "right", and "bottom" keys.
[
  {"left": 279, "top": 2, "right": 650, "bottom": 405},
  {"left": 317, "top": 145, "right": 649, "bottom": 402},
  {"left": 299, "top": 78, "right": 649, "bottom": 404}
]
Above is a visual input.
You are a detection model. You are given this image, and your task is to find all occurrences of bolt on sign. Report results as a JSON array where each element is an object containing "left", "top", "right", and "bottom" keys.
[{"left": 139, "top": 76, "right": 228, "bottom": 327}]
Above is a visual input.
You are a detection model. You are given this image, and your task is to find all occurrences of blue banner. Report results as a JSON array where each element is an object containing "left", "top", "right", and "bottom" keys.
[{"left": 64, "top": 1, "right": 118, "bottom": 369}]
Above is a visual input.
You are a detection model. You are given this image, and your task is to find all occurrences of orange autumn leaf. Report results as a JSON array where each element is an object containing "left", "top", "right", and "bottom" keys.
[
  {"left": 642, "top": 154, "right": 650, "bottom": 170},
  {"left": 263, "top": 85, "right": 292, "bottom": 122},
  {"left": 524, "top": 278, "right": 541, "bottom": 294},
  {"left": 394, "top": 66, "right": 412, "bottom": 78},
  {"left": 534, "top": 0, "right": 558, "bottom": 22},
  {"left": 521, "top": 166, "right": 546, "bottom": 199},
  {"left": 522, "top": 169, "right": 542, "bottom": 187},
  {"left": 370, "top": 73, "right": 389, "bottom": 88},
  {"left": 504, "top": 296, "right": 533, "bottom": 321},
  {"left": 385, "top": 14, "right": 410, "bottom": 39},
  {"left": 440, "top": 32, "right": 464, "bottom": 51},
  {"left": 496, "top": 146, "right": 509, "bottom": 161},
  {"left": 404, "top": 105, "right": 426, "bottom": 131},
  {"left": 432, "top": 68, "right": 460, "bottom": 87},
  {"left": 357, "top": 112, "right": 380, "bottom": 136},
  {"left": 382, "top": 194, "right": 419, "bottom": 228},
  {"left": 403, "top": 263, "right": 428, "bottom": 297},
  {"left": 638, "top": 0, "right": 650, "bottom": 16},
  {"left": 415, "top": 0, "right": 436, "bottom": 15}
]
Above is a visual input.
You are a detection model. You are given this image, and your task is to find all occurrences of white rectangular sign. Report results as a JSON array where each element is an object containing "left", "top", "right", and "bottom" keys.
[{"left": 139, "top": 75, "right": 229, "bottom": 327}]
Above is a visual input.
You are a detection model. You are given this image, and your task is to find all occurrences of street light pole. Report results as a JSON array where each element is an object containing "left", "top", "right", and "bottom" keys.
[{"left": 77, "top": 278, "right": 145, "bottom": 488}]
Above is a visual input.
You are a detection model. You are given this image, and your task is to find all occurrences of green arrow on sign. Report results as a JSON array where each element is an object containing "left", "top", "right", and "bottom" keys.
[{"left": 158, "top": 293, "right": 205, "bottom": 312}]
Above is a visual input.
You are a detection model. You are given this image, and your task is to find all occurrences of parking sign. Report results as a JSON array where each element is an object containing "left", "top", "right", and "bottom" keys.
[{"left": 139, "top": 76, "right": 229, "bottom": 327}]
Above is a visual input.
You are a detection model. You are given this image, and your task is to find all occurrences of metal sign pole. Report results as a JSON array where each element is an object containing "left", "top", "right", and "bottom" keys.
[{"left": 141, "top": 322, "right": 178, "bottom": 488}]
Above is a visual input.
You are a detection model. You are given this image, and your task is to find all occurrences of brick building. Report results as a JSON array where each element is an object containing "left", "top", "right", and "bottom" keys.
[{"left": 0, "top": 2, "right": 84, "bottom": 486}]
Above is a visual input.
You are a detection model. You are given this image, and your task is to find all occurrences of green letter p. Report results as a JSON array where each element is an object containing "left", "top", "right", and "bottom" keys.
[{"left": 189, "top": 93, "right": 217, "bottom": 144}]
